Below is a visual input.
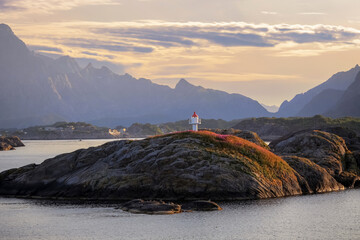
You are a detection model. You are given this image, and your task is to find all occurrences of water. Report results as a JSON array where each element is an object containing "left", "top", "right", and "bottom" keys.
[
  {"left": 0, "top": 140, "right": 359, "bottom": 240},
  {"left": 0, "top": 139, "right": 119, "bottom": 172}
]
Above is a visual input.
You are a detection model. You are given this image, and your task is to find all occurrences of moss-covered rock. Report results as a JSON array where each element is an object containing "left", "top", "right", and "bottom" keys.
[{"left": 209, "top": 128, "right": 269, "bottom": 150}]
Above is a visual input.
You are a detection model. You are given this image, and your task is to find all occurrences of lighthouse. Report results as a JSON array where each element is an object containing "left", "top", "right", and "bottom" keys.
[{"left": 189, "top": 112, "right": 201, "bottom": 131}]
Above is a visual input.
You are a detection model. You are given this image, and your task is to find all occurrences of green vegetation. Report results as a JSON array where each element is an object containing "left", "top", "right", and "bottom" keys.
[
  {"left": 125, "top": 119, "right": 241, "bottom": 137},
  {"left": 1, "top": 122, "right": 114, "bottom": 139},
  {"left": 234, "top": 115, "right": 360, "bottom": 140},
  {"left": 239, "top": 115, "right": 360, "bottom": 131}
]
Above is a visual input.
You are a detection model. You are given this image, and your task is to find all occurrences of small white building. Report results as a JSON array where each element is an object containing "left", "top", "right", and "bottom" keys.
[{"left": 189, "top": 112, "right": 201, "bottom": 131}]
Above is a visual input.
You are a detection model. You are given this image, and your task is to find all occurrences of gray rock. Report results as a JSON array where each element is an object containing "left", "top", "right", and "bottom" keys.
[
  {"left": 282, "top": 156, "right": 344, "bottom": 193},
  {"left": 120, "top": 199, "right": 181, "bottom": 214},
  {"left": 270, "top": 130, "right": 348, "bottom": 176},
  {"left": 0, "top": 131, "right": 304, "bottom": 200}
]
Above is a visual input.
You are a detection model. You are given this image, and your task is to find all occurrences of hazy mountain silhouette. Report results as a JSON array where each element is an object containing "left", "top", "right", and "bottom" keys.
[
  {"left": 296, "top": 89, "right": 344, "bottom": 117},
  {"left": 276, "top": 65, "right": 360, "bottom": 117},
  {"left": 326, "top": 71, "right": 360, "bottom": 117},
  {"left": 0, "top": 24, "right": 270, "bottom": 128}
]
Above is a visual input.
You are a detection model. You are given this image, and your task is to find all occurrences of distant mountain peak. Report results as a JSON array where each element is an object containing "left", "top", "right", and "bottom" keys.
[
  {"left": 175, "top": 78, "right": 194, "bottom": 90},
  {"left": 0, "top": 23, "right": 30, "bottom": 63},
  {"left": 99, "top": 66, "right": 114, "bottom": 75},
  {"left": 0, "top": 23, "right": 13, "bottom": 34},
  {"left": 85, "top": 62, "right": 93, "bottom": 69},
  {"left": 52, "top": 55, "right": 81, "bottom": 74}
]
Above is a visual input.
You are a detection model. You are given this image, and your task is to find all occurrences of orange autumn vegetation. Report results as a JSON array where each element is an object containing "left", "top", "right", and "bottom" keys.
[{"left": 153, "top": 130, "right": 295, "bottom": 181}]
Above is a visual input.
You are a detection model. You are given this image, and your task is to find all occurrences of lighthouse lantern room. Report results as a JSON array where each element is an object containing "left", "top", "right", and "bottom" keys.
[{"left": 189, "top": 112, "right": 201, "bottom": 131}]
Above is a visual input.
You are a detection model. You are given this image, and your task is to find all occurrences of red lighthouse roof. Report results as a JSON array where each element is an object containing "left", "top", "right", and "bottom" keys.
[{"left": 192, "top": 112, "right": 198, "bottom": 118}]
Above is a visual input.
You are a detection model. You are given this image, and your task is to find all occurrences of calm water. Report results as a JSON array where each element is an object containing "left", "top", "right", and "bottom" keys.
[
  {"left": 0, "top": 139, "right": 119, "bottom": 172},
  {"left": 0, "top": 140, "right": 359, "bottom": 240}
]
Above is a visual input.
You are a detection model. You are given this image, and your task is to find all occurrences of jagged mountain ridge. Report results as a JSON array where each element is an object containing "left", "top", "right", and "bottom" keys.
[
  {"left": 276, "top": 65, "right": 360, "bottom": 117},
  {"left": 327, "top": 71, "right": 360, "bottom": 117},
  {"left": 0, "top": 24, "right": 270, "bottom": 128}
]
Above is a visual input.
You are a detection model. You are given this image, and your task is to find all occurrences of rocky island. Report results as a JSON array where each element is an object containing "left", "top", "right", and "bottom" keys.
[
  {"left": 0, "top": 130, "right": 359, "bottom": 203},
  {"left": 0, "top": 136, "right": 24, "bottom": 151}
]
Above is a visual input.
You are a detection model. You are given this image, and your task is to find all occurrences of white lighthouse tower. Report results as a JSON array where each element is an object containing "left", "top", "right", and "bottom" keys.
[{"left": 189, "top": 112, "right": 201, "bottom": 131}]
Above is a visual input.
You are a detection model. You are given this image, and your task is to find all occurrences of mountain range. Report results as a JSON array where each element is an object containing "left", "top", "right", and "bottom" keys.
[
  {"left": 0, "top": 24, "right": 270, "bottom": 128},
  {"left": 1, "top": 23, "right": 360, "bottom": 129},
  {"left": 276, "top": 64, "right": 360, "bottom": 117}
]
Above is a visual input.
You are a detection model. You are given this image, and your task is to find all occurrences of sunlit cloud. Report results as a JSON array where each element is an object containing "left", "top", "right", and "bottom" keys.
[
  {"left": 0, "top": 0, "right": 121, "bottom": 14},
  {"left": 28, "top": 45, "right": 63, "bottom": 53},
  {"left": 261, "top": 11, "right": 278, "bottom": 15},
  {"left": 298, "top": 12, "right": 327, "bottom": 15}
]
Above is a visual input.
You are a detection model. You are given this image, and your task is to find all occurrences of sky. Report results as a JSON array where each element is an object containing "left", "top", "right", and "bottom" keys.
[{"left": 1, "top": 0, "right": 360, "bottom": 106}]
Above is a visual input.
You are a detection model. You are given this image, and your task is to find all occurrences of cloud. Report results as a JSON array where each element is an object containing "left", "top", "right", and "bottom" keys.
[
  {"left": 261, "top": 11, "right": 278, "bottom": 15},
  {"left": 90, "top": 21, "right": 360, "bottom": 49},
  {"left": 82, "top": 51, "right": 99, "bottom": 56},
  {"left": 0, "top": 0, "right": 120, "bottom": 14},
  {"left": 62, "top": 38, "right": 154, "bottom": 53},
  {"left": 0, "top": 0, "right": 24, "bottom": 11},
  {"left": 298, "top": 12, "right": 326, "bottom": 15},
  {"left": 28, "top": 45, "right": 63, "bottom": 53}
]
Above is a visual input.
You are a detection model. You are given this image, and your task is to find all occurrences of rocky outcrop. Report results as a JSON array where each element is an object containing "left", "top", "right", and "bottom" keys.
[
  {"left": 120, "top": 199, "right": 181, "bottom": 214},
  {"left": 282, "top": 156, "right": 344, "bottom": 193},
  {"left": 1, "top": 130, "right": 357, "bottom": 201},
  {"left": 119, "top": 199, "right": 221, "bottom": 214},
  {"left": 0, "top": 131, "right": 304, "bottom": 200},
  {"left": 270, "top": 130, "right": 348, "bottom": 176},
  {"left": 319, "top": 127, "right": 360, "bottom": 151},
  {"left": 0, "top": 136, "right": 24, "bottom": 151},
  {"left": 271, "top": 129, "right": 360, "bottom": 189}
]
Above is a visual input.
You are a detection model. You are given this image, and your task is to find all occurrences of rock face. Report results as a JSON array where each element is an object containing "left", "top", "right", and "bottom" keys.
[
  {"left": 282, "top": 156, "right": 344, "bottom": 193},
  {"left": 0, "top": 131, "right": 304, "bottom": 200},
  {"left": 270, "top": 129, "right": 360, "bottom": 190},
  {"left": 0, "top": 136, "right": 24, "bottom": 151},
  {"left": 271, "top": 130, "right": 347, "bottom": 176}
]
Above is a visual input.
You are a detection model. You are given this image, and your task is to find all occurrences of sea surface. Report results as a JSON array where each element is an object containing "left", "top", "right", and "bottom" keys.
[{"left": 0, "top": 140, "right": 359, "bottom": 240}]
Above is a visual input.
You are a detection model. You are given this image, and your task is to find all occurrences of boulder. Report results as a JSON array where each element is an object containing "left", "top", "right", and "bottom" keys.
[
  {"left": 0, "top": 142, "right": 14, "bottom": 151},
  {"left": 120, "top": 199, "right": 181, "bottom": 214},
  {"left": 0, "top": 136, "right": 24, "bottom": 151}
]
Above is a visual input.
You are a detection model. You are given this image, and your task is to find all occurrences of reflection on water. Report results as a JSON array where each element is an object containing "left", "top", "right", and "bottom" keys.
[
  {"left": 0, "top": 190, "right": 359, "bottom": 240},
  {"left": 0, "top": 140, "right": 359, "bottom": 239}
]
